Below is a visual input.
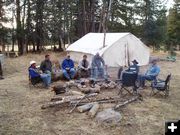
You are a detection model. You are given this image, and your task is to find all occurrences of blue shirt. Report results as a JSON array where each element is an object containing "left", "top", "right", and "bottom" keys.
[
  {"left": 62, "top": 59, "right": 74, "bottom": 70},
  {"left": 29, "top": 66, "right": 40, "bottom": 78},
  {"left": 146, "top": 64, "right": 160, "bottom": 77},
  {"left": 91, "top": 55, "right": 105, "bottom": 68}
]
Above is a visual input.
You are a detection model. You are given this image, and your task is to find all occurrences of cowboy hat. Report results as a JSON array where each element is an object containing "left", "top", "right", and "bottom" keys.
[
  {"left": 30, "top": 60, "right": 36, "bottom": 66},
  {"left": 132, "top": 59, "right": 138, "bottom": 64}
]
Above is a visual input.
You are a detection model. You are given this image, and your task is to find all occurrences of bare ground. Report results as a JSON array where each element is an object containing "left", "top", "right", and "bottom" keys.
[{"left": 0, "top": 52, "right": 180, "bottom": 135}]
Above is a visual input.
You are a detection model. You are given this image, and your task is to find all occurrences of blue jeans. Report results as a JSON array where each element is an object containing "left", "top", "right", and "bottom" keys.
[
  {"left": 91, "top": 67, "right": 106, "bottom": 80},
  {"left": 40, "top": 73, "right": 51, "bottom": 87},
  {"left": 63, "top": 68, "right": 76, "bottom": 80},
  {"left": 138, "top": 74, "right": 156, "bottom": 87}
]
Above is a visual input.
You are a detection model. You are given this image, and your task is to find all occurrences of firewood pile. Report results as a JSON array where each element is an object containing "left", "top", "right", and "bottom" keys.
[{"left": 41, "top": 79, "right": 142, "bottom": 119}]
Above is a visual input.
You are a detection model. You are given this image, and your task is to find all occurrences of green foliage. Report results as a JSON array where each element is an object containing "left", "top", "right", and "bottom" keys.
[
  {"left": 166, "top": 0, "right": 180, "bottom": 54},
  {"left": 1, "top": 0, "right": 179, "bottom": 53}
]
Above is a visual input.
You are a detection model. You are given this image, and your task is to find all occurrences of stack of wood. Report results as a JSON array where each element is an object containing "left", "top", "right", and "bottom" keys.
[
  {"left": 77, "top": 102, "right": 100, "bottom": 118},
  {"left": 41, "top": 93, "right": 98, "bottom": 109},
  {"left": 64, "top": 79, "right": 118, "bottom": 94},
  {"left": 98, "top": 80, "right": 117, "bottom": 89}
]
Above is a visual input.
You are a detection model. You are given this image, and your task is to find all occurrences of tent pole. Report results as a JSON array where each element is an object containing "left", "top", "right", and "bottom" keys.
[
  {"left": 103, "top": 0, "right": 113, "bottom": 48},
  {"left": 127, "top": 42, "right": 130, "bottom": 66}
]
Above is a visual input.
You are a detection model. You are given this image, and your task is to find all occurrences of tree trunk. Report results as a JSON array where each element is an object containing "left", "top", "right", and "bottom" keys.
[
  {"left": 22, "top": 0, "right": 27, "bottom": 53},
  {"left": 0, "top": 61, "right": 3, "bottom": 77},
  {"left": 35, "top": 0, "right": 44, "bottom": 52},
  {"left": 16, "top": 0, "right": 23, "bottom": 55},
  {"left": 83, "top": 0, "right": 87, "bottom": 34}
]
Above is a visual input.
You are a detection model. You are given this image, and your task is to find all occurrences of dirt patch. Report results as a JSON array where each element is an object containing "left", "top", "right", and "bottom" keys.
[{"left": 0, "top": 52, "right": 180, "bottom": 135}]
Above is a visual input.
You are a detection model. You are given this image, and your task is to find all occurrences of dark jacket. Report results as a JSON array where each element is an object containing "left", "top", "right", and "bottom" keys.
[
  {"left": 127, "top": 64, "right": 139, "bottom": 73},
  {"left": 62, "top": 59, "right": 74, "bottom": 70},
  {"left": 29, "top": 66, "right": 40, "bottom": 78},
  {"left": 40, "top": 60, "right": 52, "bottom": 73}
]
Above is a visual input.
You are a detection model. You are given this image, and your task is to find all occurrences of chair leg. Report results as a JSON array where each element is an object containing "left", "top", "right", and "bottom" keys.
[
  {"left": 165, "top": 86, "right": 170, "bottom": 97},
  {"left": 118, "top": 87, "right": 123, "bottom": 95},
  {"left": 150, "top": 88, "right": 155, "bottom": 96}
]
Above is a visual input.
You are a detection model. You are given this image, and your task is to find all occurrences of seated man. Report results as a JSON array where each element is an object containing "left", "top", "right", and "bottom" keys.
[
  {"left": 40, "top": 54, "right": 52, "bottom": 74},
  {"left": 91, "top": 52, "right": 107, "bottom": 80},
  {"left": 52, "top": 60, "right": 63, "bottom": 81},
  {"left": 139, "top": 59, "right": 160, "bottom": 87},
  {"left": 78, "top": 55, "right": 90, "bottom": 78},
  {"left": 61, "top": 54, "right": 76, "bottom": 80},
  {"left": 118, "top": 60, "right": 139, "bottom": 79},
  {"left": 126, "top": 59, "right": 139, "bottom": 73},
  {"left": 29, "top": 61, "right": 51, "bottom": 88}
]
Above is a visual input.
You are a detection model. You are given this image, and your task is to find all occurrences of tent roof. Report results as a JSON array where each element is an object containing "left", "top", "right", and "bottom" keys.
[{"left": 67, "top": 32, "right": 130, "bottom": 55}]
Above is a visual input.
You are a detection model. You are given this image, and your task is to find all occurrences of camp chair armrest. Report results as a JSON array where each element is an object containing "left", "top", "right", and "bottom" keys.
[
  {"left": 115, "top": 79, "right": 122, "bottom": 83},
  {"left": 157, "top": 78, "right": 165, "bottom": 82},
  {"left": 156, "top": 80, "right": 165, "bottom": 83}
]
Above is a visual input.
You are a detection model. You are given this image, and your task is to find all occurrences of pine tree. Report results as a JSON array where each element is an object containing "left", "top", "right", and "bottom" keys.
[{"left": 167, "top": 0, "right": 180, "bottom": 51}]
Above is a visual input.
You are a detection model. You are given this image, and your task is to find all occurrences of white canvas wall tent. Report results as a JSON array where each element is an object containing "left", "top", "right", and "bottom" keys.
[{"left": 66, "top": 33, "right": 150, "bottom": 67}]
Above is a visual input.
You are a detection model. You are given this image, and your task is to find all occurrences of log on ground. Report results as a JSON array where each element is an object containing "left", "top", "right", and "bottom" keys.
[
  {"left": 77, "top": 103, "right": 94, "bottom": 113},
  {"left": 88, "top": 103, "right": 100, "bottom": 118}
]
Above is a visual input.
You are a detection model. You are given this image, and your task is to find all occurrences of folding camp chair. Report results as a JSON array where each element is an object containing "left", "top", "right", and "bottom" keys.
[
  {"left": 118, "top": 72, "right": 139, "bottom": 96},
  {"left": 29, "top": 75, "right": 43, "bottom": 88},
  {"left": 150, "top": 74, "right": 171, "bottom": 97}
]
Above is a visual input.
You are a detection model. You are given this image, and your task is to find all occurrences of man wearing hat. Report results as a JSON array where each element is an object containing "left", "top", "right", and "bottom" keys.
[
  {"left": 61, "top": 54, "right": 76, "bottom": 80},
  {"left": 139, "top": 59, "right": 160, "bottom": 87},
  {"left": 118, "top": 59, "right": 139, "bottom": 80},
  {"left": 127, "top": 59, "right": 139, "bottom": 73},
  {"left": 29, "top": 60, "right": 51, "bottom": 88}
]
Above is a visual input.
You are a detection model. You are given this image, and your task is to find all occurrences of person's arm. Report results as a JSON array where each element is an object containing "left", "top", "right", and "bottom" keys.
[
  {"left": 40, "top": 61, "right": 45, "bottom": 72},
  {"left": 29, "top": 68, "right": 40, "bottom": 78},
  {"left": 100, "top": 57, "right": 105, "bottom": 66},
  {"left": 78, "top": 60, "right": 85, "bottom": 69},
  {"left": 86, "top": 61, "right": 90, "bottom": 69},
  {"left": 150, "top": 66, "right": 160, "bottom": 76},
  {"left": 70, "top": 60, "right": 74, "bottom": 69},
  {"left": 49, "top": 61, "right": 52, "bottom": 71}
]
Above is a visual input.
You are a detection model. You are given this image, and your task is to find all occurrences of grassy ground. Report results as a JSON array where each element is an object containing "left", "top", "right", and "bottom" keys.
[{"left": 0, "top": 52, "right": 180, "bottom": 135}]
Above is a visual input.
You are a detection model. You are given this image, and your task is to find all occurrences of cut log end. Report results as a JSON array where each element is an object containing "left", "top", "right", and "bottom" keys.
[{"left": 88, "top": 103, "right": 100, "bottom": 118}]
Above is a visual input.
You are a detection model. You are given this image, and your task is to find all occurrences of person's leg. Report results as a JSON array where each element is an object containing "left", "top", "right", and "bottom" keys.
[
  {"left": 46, "top": 71, "right": 51, "bottom": 84},
  {"left": 87, "top": 68, "right": 91, "bottom": 78},
  {"left": 90, "top": 68, "right": 94, "bottom": 79},
  {"left": 78, "top": 68, "right": 82, "bottom": 78},
  {"left": 63, "top": 69, "right": 70, "bottom": 80},
  {"left": 84, "top": 69, "right": 89, "bottom": 78},
  {"left": 90, "top": 67, "right": 98, "bottom": 80},
  {"left": 40, "top": 74, "right": 50, "bottom": 87},
  {"left": 98, "top": 67, "right": 105, "bottom": 79},
  {"left": 46, "top": 73, "right": 51, "bottom": 86},
  {"left": 140, "top": 75, "right": 152, "bottom": 87},
  {"left": 94, "top": 67, "right": 98, "bottom": 79},
  {"left": 70, "top": 68, "right": 76, "bottom": 79}
]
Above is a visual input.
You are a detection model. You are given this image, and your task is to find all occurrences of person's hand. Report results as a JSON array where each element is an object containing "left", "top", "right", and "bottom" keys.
[{"left": 39, "top": 70, "right": 43, "bottom": 74}]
